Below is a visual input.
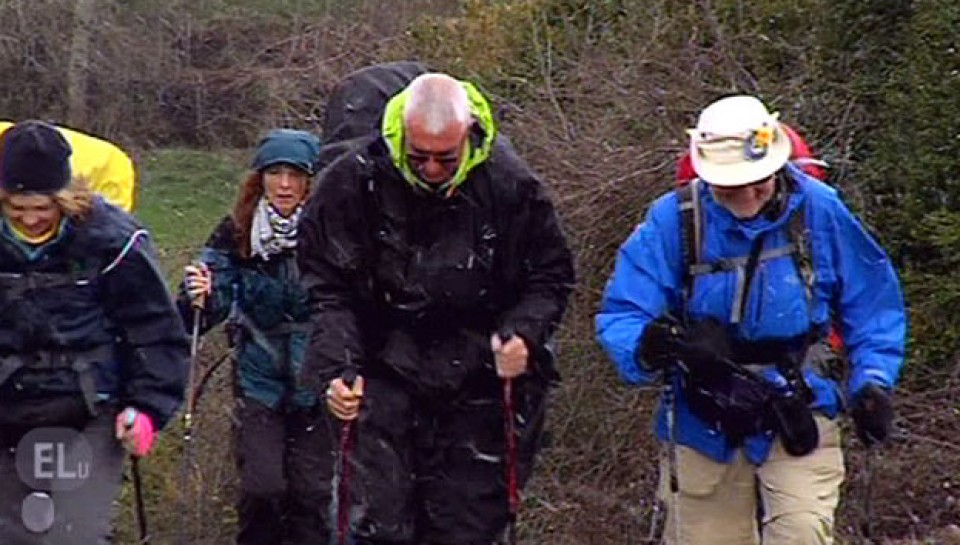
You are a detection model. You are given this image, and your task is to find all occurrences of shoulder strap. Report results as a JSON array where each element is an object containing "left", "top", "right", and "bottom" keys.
[
  {"left": 677, "top": 180, "right": 702, "bottom": 317},
  {"left": 787, "top": 204, "right": 814, "bottom": 305},
  {"left": 780, "top": 199, "right": 818, "bottom": 395}
]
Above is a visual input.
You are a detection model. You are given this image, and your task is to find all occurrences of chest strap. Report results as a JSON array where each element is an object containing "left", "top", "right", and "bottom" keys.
[
  {"left": 0, "top": 345, "right": 114, "bottom": 416},
  {"left": 678, "top": 178, "right": 815, "bottom": 325},
  {"left": 0, "top": 270, "right": 94, "bottom": 297}
]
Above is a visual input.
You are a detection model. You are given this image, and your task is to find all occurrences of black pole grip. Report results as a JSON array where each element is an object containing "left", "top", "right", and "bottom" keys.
[
  {"left": 342, "top": 348, "right": 358, "bottom": 389},
  {"left": 342, "top": 366, "right": 357, "bottom": 389}
]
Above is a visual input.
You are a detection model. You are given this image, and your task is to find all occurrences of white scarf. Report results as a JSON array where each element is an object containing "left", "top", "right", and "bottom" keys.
[{"left": 250, "top": 197, "right": 302, "bottom": 261}]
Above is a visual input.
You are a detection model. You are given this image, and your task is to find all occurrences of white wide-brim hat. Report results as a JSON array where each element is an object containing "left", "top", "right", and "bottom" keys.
[{"left": 688, "top": 95, "right": 792, "bottom": 187}]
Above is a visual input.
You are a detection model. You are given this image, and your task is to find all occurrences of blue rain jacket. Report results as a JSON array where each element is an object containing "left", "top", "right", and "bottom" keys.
[{"left": 596, "top": 166, "right": 906, "bottom": 464}]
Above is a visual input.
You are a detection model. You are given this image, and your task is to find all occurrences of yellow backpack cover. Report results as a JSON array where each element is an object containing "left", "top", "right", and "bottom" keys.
[{"left": 0, "top": 121, "right": 136, "bottom": 212}]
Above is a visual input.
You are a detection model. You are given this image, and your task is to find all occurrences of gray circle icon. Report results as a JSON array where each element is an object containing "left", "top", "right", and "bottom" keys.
[
  {"left": 21, "top": 492, "right": 55, "bottom": 533},
  {"left": 15, "top": 427, "right": 93, "bottom": 491}
]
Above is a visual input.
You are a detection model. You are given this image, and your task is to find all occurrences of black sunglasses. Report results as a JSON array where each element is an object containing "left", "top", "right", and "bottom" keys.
[{"left": 405, "top": 146, "right": 461, "bottom": 170}]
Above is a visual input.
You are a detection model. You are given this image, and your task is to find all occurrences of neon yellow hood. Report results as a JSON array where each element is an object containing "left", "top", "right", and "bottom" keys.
[{"left": 381, "top": 81, "right": 497, "bottom": 196}]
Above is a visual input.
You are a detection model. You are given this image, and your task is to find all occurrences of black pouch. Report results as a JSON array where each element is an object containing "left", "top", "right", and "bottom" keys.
[
  {"left": 769, "top": 393, "right": 819, "bottom": 456},
  {"left": 684, "top": 373, "right": 773, "bottom": 445}
]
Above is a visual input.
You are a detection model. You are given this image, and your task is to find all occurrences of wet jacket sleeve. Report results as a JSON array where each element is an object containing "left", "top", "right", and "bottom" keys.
[
  {"left": 497, "top": 178, "right": 576, "bottom": 365},
  {"left": 103, "top": 233, "right": 189, "bottom": 430},
  {"left": 296, "top": 165, "right": 367, "bottom": 387},
  {"left": 829, "top": 201, "right": 906, "bottom": 397},
  {"left": 596, "top": 195, "right": 683, "bottom": 385}
]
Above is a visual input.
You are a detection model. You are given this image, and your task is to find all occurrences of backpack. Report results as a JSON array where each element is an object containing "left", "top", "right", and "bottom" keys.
[
  {"left": 321, "top": 61, "right": 427, "bottom": 146},
  {"left": 0, "top": 121, "right": 137, "bottom": 212},
  {"left": 677, "top": 121, "right": 846, "bottom": 354}
]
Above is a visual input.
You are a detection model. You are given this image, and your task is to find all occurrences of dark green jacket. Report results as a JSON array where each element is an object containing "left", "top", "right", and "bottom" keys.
[{"left": 178, "top": 216, "right": 316, "bottom": 410}]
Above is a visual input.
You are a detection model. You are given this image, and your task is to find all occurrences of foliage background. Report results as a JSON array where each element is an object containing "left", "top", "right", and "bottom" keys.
[{"left": 2, "top": 0, "right": 958, "bottom": 543}]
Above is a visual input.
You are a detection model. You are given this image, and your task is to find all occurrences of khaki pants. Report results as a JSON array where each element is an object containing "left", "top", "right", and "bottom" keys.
[{"left": 658, "top": 416, "right": 845, "bottom": 545}]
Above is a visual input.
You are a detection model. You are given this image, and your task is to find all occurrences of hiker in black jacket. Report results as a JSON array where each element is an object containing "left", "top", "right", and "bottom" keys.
[
  {"left": 0, "top": 120, "right": 188, "bottom": 544},
  {"left": 298, "top": 73, "right": 575, "bottom": 545}
]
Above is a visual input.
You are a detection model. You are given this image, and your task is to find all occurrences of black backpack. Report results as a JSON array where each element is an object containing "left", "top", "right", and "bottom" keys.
[{"left": 321, "top": 61, "right": 427, "bottom": 146}]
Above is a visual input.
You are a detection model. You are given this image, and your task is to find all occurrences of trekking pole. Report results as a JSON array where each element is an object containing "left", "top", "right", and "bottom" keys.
[
  {"left": 493, "top": 328, "right": 520, "bottom": 545},
  {"left": 177, "top": 286, "right": 205, "bottom": 545},
  {"left": 193, "top": 349, "right": 232, "bottom": 406},
  {"left": 333, "top": 359, "right": 359, "bottom": 545},
  {"left": 649, "top": 316, "right": 684, "bottom": 545},
  {"left": 503, "top": 375, "right": 519, "bottom": 545},
  {"left": 662, "top": 359, "right": 681, "bottom": 545},
  {"left": 131, "top": 456, "right": 150, "bottom": 544},
  {"left": 121, "top": 409, "right": 151, "bottom": 543},
  {"left": 647, "top": 363, "right": 676, "bottom": 543},
  {"left": 861, "top": 446, "right": 875, "bottom": 544}
]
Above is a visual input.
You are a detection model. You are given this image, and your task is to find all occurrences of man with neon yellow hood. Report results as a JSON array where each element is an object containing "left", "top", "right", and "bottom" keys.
[{"left": 298, "top": 73, "right": 575, "bottom": 545}]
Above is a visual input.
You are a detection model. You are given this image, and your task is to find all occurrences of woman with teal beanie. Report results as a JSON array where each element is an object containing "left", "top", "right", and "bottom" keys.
[{"left": 178, "top": 129, "right": 331, "bottom": 544}]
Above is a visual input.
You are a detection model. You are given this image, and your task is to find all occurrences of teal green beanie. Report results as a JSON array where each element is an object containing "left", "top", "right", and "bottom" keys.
[{"left": 251, "top": 129, "right": 321, "bottom": 175}]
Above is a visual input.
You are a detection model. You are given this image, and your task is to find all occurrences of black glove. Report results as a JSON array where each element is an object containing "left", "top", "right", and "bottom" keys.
[
  {"left": 637, "top": 315, "right": 683, "bottom": 372},
  {"left": 675, "top": 317, "right": 733, "bottom": 383},
  {"left": 850, "top": 383, "right": 894, "bottom": 447}
]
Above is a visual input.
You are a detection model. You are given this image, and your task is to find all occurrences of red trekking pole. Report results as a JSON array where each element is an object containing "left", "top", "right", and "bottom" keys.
[
  {"left": 495, "top": 327, "right": 521, "bottom": 545},
  {"left": 503, "top": 376, "right": 519, "bottom": 545},
  {"left": 332, "top": 365, "right": 359, "bottom": 545}
]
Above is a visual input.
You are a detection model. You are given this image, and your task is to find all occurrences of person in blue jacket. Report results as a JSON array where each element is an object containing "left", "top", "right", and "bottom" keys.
[
  {"left": 596, "top": 95, "right": 906, "bottom": 545},
  {"left": 178, "top": 129, "right": 332, "bottom": 545}
]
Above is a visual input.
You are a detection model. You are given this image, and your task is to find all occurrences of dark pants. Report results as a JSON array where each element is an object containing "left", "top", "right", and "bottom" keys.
[
  {"left": 234, "top": 397, "right": 335, "bottom": 545},
  {"left": 0, "top": 407, "right": 124, "bottom": 545},
  {"left": 347, "top": 374, "right": 549, "bottom": 545}
]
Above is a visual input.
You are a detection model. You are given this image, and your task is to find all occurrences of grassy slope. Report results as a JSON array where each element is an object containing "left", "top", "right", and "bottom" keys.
[{"left": 136, "top": 149, "right": 242, "bottom": 279}]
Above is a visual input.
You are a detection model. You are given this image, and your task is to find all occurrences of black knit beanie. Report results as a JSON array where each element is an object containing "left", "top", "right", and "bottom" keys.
[{"left": 0, "top": 120, "right": 72, "bottom": 194}]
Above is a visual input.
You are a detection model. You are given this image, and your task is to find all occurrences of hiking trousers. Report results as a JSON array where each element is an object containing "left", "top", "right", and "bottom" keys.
[
  {"left": 234, "top": 397, "right": 334, "bottom": 545},
  {"left": 343, "top": 374, "right": 549, "bottom": 545},
  {"left": 0, "top": 407, "right": 124, "bottom": 545},
  {"left": 659, "top": 415, "right": 845, "bottom": 545}
]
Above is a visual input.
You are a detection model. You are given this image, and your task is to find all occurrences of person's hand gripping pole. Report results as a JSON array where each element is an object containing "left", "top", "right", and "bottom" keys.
[{"left": 492, "top": 328, "right": 526, "bottom": 545}]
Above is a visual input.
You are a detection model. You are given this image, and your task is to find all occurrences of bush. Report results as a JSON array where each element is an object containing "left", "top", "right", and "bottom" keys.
[{"left": 2, "top": 0, "right": 956, "bottom": 541}]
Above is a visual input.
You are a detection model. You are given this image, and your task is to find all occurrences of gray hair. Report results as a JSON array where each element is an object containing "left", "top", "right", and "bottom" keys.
[{"left": 403, "top": 73, "right": 471, "bottom": 135}]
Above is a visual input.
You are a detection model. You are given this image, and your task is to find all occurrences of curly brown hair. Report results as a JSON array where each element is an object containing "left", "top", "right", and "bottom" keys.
[{"left": 231, "top": 171, "right": 264, "bottom": 259}]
